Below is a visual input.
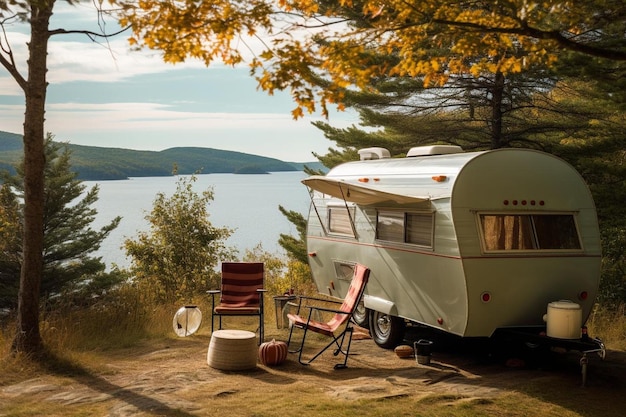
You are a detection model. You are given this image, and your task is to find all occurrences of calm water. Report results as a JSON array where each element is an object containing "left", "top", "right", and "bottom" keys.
[{"left": 84, "top": 171, "right": 310, "bottom": 269}]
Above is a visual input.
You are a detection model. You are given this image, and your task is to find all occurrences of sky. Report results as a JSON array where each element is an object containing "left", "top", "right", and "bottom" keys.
[{"left": 0, "top": 2, "right": 359, "bottom": 162}]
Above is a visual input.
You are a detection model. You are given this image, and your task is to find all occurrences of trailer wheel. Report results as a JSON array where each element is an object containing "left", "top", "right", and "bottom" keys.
[
  {"left": 369, "top": 310, "right": 405, "bottom": 349},
  {"left": 351, "top": 300, "right": 369, "bottom": 328}
]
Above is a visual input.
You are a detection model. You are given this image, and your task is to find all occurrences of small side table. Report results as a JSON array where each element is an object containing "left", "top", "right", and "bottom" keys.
[
  {"left": 273, "top": 295, "right": 297, "bottom": 328},
  {"left": 207, "top": 329, "right": 257, "bottom": 371}
]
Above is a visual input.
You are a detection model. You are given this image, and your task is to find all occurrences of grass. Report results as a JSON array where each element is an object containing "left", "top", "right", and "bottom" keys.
[
  {"left": 1, "top": 297, "right": 625, "bottom": 417},
  {"left": 587, "top": 304, "right": 626, "bottom": 350}
]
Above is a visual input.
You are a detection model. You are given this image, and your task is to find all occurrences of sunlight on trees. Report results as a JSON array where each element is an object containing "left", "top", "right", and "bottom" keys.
[
  {"left": 112, "top": 0, "right": 626, "bottom": 118},
  {"left": 124, "top": 175, "right": 235, "bottom": 303}
]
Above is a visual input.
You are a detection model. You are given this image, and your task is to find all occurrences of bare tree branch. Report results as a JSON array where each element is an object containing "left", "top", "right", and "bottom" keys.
[
  {"left": 48, "top": 25, "right": 129, "bottom": 39},
  {"left": 0, "top": 14, "right": 27, "bottom": 89}
]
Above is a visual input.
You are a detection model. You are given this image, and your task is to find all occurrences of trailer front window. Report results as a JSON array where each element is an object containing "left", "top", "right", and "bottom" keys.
[{"left": 479, "top": 214, "right": 581, "bottom": 252}]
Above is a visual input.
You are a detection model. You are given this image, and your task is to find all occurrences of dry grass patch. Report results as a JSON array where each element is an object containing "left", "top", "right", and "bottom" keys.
[{"left": 2, "top": 299, "right": 626, "bottom": 417}]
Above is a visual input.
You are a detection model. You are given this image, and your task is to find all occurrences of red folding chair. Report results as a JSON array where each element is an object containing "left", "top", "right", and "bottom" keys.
[{"left": 286, "top": 263, "right": 370, "bottom": 369}]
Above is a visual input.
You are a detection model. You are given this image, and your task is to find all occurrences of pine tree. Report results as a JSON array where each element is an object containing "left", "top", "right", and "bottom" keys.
[
  {"left": 0, "top": 134, "right": 122, "bottom": 308},
  {"left": 0, "top": 185, "right": 22, "bottom": 308},
  {"left": 277, "top": 205, "right": 309, "bottom": 265}
]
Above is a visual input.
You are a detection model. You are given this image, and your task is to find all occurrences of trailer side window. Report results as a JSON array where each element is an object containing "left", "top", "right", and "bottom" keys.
[
  {"left": 479, "top": 214, "right": 581, "bottom": 252},
  {"left": 328, "top": 206, "right": 356, "bottom": 237},
  {"left": 377, "top": 210, "right": 434, "bottom": 248},
  {"left": 406, "top": 213, "right": 434, "bottom": 246},
  {"left": 376, "top": 211, "right": 404, "bottom": 242}
]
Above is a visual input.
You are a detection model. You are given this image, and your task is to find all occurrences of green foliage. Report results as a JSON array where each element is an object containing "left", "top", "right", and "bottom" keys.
[
  {"left": 312, "top": 66, "right": 626, "bottom": 160},
  {"left": 0, "top": 185, "right": 21, "bottom": 308},
  {"left": 275, "top": 205, "right": 316, "bottom": 295},
  {"left": 0, "top": 135, "right": 122, "bottom": 309},
  {"left": 242, "top": 244, "right": 287, "bottom": 296},
  {"left": 598, "top": 227, "right": 626, "bottom": 308},
  {"left": 309, "top": 147, "right": 358, "bottom": 171},
  {"left": 277, "top": 205, "right": 309, "bottom": 265},
  {"left": 242, "top": 243, "right": 314, "bottom": 297},
  {"left": 124, "top": 174, "right": 236, "bottom": 303},
  {"left": 282, "top": 259, "right": 316, "bottom": 297}
]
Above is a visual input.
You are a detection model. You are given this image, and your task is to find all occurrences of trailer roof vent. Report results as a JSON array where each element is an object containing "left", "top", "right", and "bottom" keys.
[
  {"left": 358, "top": 147, "right": 391, "bottom": 161},
  {"left": 407, "top": 145, "right": 464, "bottom": 157}
]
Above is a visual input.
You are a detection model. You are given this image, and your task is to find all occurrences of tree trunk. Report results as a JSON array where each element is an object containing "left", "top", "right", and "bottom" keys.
[
  {"left": 12, "top": 2, "right": 54, "bottom": 354},
  {"left": 490, "top": 71, "right": 505, "bottom": 149}
]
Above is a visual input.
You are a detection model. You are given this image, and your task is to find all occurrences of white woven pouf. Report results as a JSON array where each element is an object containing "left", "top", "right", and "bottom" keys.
[{"left": 207, "top": 330, "right": 257, "bottom": 371}]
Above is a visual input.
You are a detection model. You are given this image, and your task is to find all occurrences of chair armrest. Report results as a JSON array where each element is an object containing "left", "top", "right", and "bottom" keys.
[
  {"left": 291, "top": 295, "right": 342, "bottom": 316},
  {"left": 297, "top": 295, "right": 342, "bottom": 305},
  {"left": 257, "top": 289, "right": 268, "bottom": 293},
  {"left": 207, "top": 290, "right": 220, "bottom": 294},
  {"left": 306, "top": 305, "right": 348, "bottom": 315}
]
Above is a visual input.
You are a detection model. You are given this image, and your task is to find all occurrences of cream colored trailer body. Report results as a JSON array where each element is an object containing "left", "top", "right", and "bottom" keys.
[{"left": 303, "top": 148, "right": 601, "bottom": 339}]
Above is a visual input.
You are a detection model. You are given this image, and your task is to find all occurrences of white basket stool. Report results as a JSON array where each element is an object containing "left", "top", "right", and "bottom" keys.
[{"left": 207, "top": 329, "right": 257, "bottom": 371}]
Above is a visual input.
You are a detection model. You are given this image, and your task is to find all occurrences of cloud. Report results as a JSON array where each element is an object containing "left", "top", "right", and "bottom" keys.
[
  {"left": 42, "top": 101, "right": 351, "bottom": 161},
  {"left": 0, "top": 2, "right": 356, "bottom": 161}
]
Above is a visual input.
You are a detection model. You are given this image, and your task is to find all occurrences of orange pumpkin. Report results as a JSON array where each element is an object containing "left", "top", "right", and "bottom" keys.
[{"left": 259, "top": 339, "right": 288, "bottom": 366}]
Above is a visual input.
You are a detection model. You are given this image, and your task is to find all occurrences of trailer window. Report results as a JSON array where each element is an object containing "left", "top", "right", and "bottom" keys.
[
  {"left": 328, "top": 206, "right": 356, "bottom": 237},
  {"left": 376, "top": 211, "right": 404, "bottom": 241},
  {"left": 479, "top": 214, "right": 581, "bottom": 252},
  {"left": 407, "top": 213, "right": 434, "bottom": 246},
  {"left": 377, "top": 210, "right": 433, "bottom": 248}
]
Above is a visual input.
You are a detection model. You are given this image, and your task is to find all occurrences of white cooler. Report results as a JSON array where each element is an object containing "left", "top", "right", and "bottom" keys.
[{"left": 544, "top": 300, "right": 582, "bottom": 339}]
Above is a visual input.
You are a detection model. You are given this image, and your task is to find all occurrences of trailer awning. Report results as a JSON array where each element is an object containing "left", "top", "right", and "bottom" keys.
[{"left": 302, "top": 176, "right": 431, "bottom": 205}]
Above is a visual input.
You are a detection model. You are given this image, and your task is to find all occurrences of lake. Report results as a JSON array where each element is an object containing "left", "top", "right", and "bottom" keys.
[{"left": 84, "top": 171, "right": 310, "bottom": 269}]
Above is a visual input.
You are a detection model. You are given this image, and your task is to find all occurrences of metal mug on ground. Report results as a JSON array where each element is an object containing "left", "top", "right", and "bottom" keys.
[{"left": 414, "top": 339, "right": 433, "bottom": 365}]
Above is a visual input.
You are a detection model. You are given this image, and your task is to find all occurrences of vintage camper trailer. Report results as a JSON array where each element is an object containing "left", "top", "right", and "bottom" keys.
[{"left": 302, "top": 146, "right": 603, "bottom": 351}]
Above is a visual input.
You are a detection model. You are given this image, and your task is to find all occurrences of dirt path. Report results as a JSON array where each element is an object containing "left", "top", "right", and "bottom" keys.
[{"left": 2, "top": 329, "right": 625, "bottom": 417}]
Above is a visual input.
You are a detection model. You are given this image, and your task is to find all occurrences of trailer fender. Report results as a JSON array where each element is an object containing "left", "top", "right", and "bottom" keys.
[{"left": 364, "top": 296, "right": 398, "bottom": 316}]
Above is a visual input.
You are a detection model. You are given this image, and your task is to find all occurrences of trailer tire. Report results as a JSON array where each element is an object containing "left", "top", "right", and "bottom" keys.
[
  {"left": 369, "top": 310, "right": 405, "bottom": 349},
  {"left": 352, "top": 300, "right": 369, "bottom": 328}
]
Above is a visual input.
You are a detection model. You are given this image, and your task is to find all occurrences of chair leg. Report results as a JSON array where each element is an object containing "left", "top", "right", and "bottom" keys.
[
  {"left": 334, "top": 327, "right": 354, "bottom": 369},
  {"left": 210, "top": 294, "right": 216, "bottom": 334},
  {"left": 287, "top": 298, "right": 305, "bottom": 352},
  {"left": 299, "top": 326, "right": 355, "bottom": 368},
  {"left": 334, "top": 325, "right": 351, "bottom": 356},
  {"left": 287, "top": 320, "right": 301, "bottom": 353},
  {"left": 259, "top": 314, "right": 264, "bottom": 345},
  {"left": 288, "top": 325, "right": 304, "bottom": 354},
  {"left": 298, "top": 329, "right": 348, "bottom": 366},
  {"left": 297, "top": 326, "right": 311, "bottom": 365},
  {"left": 259, "top": 295, "right": 264, "bottom": 344}
]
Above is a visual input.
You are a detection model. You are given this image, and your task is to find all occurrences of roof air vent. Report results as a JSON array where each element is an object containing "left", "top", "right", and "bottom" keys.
[
  {"left": 407, "top": 145, "right": 464, "bottom": 157},
  {"left": 358, "top": 147, "right": 391, "bottom": 161}
]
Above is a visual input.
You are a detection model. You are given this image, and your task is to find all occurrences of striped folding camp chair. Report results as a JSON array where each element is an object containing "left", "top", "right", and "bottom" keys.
[{"left": 208, "top": 262, "right": 266, "bottom": 344}]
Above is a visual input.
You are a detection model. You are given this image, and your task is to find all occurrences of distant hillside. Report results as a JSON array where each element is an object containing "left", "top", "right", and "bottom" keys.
[{"left": 0, "top": 131, "right": 325, "bottom": 180}]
